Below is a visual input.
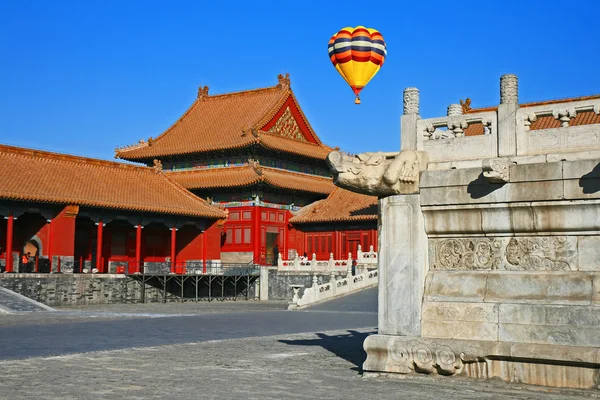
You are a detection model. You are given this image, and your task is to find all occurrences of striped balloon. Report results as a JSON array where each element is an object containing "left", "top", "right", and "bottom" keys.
[{"left": 328, "top": 26, "right": 387, "bottom": 104}]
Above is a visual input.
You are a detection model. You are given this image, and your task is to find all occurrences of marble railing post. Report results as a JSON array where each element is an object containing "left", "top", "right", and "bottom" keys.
[
  {"left": 401, "top": 87, "right": 420, "bottom": 151},
  {"left": 259, "top": 266, "right": 269, "bottom": 301},
  {"left": 498, "top": 74, "right": 519, "bottom": 157},
  {"left": 378, "top": 194, "right": 428, "bottom": 336}
]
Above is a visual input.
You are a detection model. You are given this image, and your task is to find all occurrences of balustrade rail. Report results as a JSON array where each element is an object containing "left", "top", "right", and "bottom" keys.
[
  {"left": 278, "top": 245, "right": 377, "bottom": 272},
  {"left": 289, "top": 268, "right": 379, "bottom": 309}
]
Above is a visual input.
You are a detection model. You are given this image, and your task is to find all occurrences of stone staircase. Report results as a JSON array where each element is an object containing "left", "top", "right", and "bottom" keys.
[{"left": 0, "top": 286, "right": 54, "bottom": 313}]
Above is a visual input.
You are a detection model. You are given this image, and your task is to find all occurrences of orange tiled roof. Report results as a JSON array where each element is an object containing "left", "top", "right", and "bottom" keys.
[
  {"left": 166, "top": 165, "right": 335, "bottom": 195},
  {"left": 467, "top": 94, "right": 600, "bottom": 114},
  {"left": 261, "top": 167, "right": 334, "bottom": 195},
  {"left": 0, "top": 144, "right": 226, "bottom": 219},
  {"left": 166, "top": 165, "right": 262, "bottom": 190},
  {"left": 290, "top": 187, "right": 378, "bottom": 224},
  {"left": 257, "top": 131, "right": 332, "bottom": 159},
  {"left": 115, "top": 75, "right": 327, "bottom": 161},
  {"left": 464, "top": 122, "right": 484, "bottom": 136},
  {"left": 530, "top": 110, "right": 600, "bottom": 130}
]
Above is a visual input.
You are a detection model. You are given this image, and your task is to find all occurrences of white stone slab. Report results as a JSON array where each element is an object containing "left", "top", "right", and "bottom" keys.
[
  {"left": 424, "top": 271, "right": 487, "bottom": 302},
  {"left": 485, "top": 272, "right": 592, "bottom": 305},
  {"left": 499, "top": 303, "right": 600, "bottom": 326},
  {"left": 578, "top": 236, "right": 600, "bottom": 271},
  {"left": 499, "top": 323, "right": 600, "bottom": 347},
  {"left": 422, "top": 320, "right": 498, "bottom": 341},
  {"left": 378, "top": 195, "right": 428, "bottom": 336},
  {"left": 422, "top": 301, "right": 498, "bottom": 322}
]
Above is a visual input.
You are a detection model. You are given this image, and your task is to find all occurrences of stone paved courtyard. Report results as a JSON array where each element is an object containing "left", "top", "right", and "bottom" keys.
[{"left": 0, "top": 289, "right": 597, "bottom": 399}]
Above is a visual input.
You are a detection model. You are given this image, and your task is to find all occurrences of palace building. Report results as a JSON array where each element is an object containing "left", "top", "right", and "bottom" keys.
[
  {"left": 0, "top": 145, "right": 226, "bottom": 273},
  {"left": 116, "top": 74, "right": 378, "bottom": 265},
  {"left": 1, "top": 74, "right": 378, "bottom": 273}
]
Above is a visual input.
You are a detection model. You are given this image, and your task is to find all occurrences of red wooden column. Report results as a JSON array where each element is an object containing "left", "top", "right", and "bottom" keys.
[
  {"left": 5, "top": 214, "right": 14, "bottom": 273},
  {"left": 95, "top": 220, "right": 103, "bottom": 272},
  {"left": 135, "top": 224, "right": 142, "bottom": 272},
  {"left": 47, "top": 218, "right": 53, "bottom": 273},
  {"left": 333, "top": 231, "right": 340, "bottom": 260},
  {"left": 170, "top": 227, "right": 177, "bottom": 269},
  {"left": 252, "top": 207, "right": 261, "bottom": 263},
  {"left": 201, "top": 230, "right": 207, "bottom": 274},
  {"left": 283, "top": 210, "right": 290, "bottom": 262}
]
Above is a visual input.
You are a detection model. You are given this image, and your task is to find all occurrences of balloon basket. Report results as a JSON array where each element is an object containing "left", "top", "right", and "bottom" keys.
[{"left": 354, "top": 97, "right": 361, "bottom": 105}]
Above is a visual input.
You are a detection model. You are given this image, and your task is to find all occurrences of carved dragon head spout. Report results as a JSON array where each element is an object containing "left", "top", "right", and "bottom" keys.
[{"left": 326, "top": 149, "right": 428, "bottom": 197}]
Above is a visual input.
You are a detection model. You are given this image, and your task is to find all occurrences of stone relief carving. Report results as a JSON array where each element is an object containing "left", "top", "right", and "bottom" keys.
[
  {"left": 326, "top": 149, "right": 428, "bottom": 196},
  {"left": 403, "top": 87, "right": 419, "bottom": 115},
  {"left": 431, "top": 238, "right": 502, "bottom": 270},
  {"left": 430, "top": 236, "right": 575, "bottom": 271},
  {"left": 482, "top": 158, "right": 511, "bottom": 183},
  {"left": 388, "top": 338, "right": 464, "bottom": 375},
  {"left": 500, "top": 74, "right": 518, "bottom": 104},
  {"left": 269, "top": 106, "right": 306, "bottom": 142},
  {"left": 505, "top": 237, "right": 574, "bottom": 271}
]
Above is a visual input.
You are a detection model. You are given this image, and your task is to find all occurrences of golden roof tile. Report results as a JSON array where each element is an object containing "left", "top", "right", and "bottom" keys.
[
  {"left": 0, "top": 144, "right": 225, "bottom": 219},
  {"left": 257, "top": 131, "right": 332, "bottom": 159},
  {"left": 116, "top": 75, "right": 329, "bottom": 161},
  {"left": 261, "top": 167, "right": 334, "bottom": 195},
  {"left": 166, "top": 165, "right": 262, "bottom": 190},
  {"left": 289, "top": 187, "right": 378, "bottom": 224},
  {"left": 166, "top": 165, "right": 335, "bottom": 195}
]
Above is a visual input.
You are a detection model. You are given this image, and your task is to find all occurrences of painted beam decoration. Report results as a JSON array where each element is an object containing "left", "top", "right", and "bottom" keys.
[{"left": 328, "top": 26, "right": 387, "bottom": 104}]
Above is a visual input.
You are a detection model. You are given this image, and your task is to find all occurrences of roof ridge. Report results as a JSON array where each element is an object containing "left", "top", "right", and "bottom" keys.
[
  {"left": 116, "top": 82, "right": 288, "bottom": 160},
  {"left": 116, "top": 98, "right": 201, "bottom": 157},
  {"left": 164, "top": 164, "right": 255, "bottom": 175},
  {"left": 467, "top": 94, "right": 600, "bottom": 113},
  {"left": 0, "top": 143, "right": 152, "bottom": 173},
  {"left": 288, "top": 91, "right": 322, "bottom": 145},
  {"left": 202, "top": 84, "right": 283, "bottom": 100},
  {"left": 254, "top": 89, "right": 324, "bottom": 145},
  {"left": 255, "top": 88, "right": 294, "bottom": 130}
]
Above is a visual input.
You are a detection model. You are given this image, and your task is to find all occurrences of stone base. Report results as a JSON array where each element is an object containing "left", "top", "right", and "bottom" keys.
[{"left": 363, "top": 334, "right": 600, "bottom": 390}]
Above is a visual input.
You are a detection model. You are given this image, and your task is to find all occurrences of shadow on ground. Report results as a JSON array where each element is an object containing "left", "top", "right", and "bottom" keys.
[{"left": 279, "top": 329, "right": 376, "bottom": 371}]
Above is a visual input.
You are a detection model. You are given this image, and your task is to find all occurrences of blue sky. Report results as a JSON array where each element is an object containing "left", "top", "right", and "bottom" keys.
[{"left": 1, "top": 0, "right": 599, "bottom": 161}]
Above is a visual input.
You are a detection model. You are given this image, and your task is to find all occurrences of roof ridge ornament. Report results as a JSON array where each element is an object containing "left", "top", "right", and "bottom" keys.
[
  {"left": 277, "top": 73, "right": 291, "bottom": 89},
  {"left": 153, "top": 159, "right": 163, "bottom": 173},
  {"left": 249, "top": 159, "right": 262, "bottom": 174},
  {"left": 460, "top": 98, "right": 472, "bottom": 114},
  {"left": 197, "top": 85, "right": 209, "bottom": 99}
]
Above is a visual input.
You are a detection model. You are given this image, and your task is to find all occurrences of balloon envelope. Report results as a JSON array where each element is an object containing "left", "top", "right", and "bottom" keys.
[{"left": 328, "top": 26, "right": 387, "bottom": 103}]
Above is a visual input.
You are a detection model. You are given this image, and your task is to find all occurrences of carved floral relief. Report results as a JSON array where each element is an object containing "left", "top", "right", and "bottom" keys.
[
  {"left": 505, "top": 237, "right": 574, "bottom": 271},
  {"left": 432, "top": 238, "right": 502, "bottom": 270},
  {"left": 388, "top": 338, "right": 464, "bottom": 375},
  {"left": 430, "top": 236, "right": 576, "bottom": 271}
]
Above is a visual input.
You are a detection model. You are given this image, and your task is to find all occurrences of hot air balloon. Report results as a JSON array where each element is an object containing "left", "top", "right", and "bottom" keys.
[{"left": 328, "top": 26, "right": 387, "bottom": 104}]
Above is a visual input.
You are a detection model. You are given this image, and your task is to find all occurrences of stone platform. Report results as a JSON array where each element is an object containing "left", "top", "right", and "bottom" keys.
[
  {"left": 327, "top": 74, "right": 600, "bottom": 390},
  {"left": 364, "top": 335, "right": 600, "bottom": 389}
]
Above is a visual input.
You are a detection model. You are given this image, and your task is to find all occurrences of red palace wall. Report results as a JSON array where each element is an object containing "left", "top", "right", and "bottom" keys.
[
  {"left": 220, "top": 206, "right": 290, "bottom": 264},
  {"left": 298, "top": 228, "right": 377, "bottom": 260},
  {"left": 1, "top": 204, "right": 222, "bottom": 273}
]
